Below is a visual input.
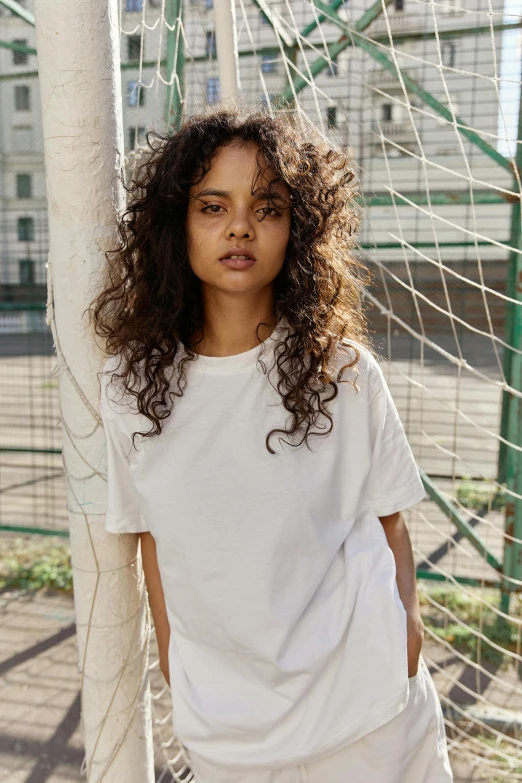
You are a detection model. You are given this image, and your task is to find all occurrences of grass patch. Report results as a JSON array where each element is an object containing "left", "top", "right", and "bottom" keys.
[
  {"left": 0, "top": 535, "right": 72, "bottom": 593},
  {"left": 473, "top": 734, "right": 522, "bottom": 779},
  {"left": 419, "top": 584, "right": 518, "bottom": 667},
  {"left": 455, "top": 476, "right": 506, "bottom": 511}
]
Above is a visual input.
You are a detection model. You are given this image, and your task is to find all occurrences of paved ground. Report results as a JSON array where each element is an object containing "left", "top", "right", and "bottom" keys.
[
  {"left": 2, "top": 586, "right": 522, "bottom": 782},
  {"left": 0, "top": 589, "right": 175, "bottom": 783},
  {"left": 0, "top": 590, "right": 83, "bottom": 782}
]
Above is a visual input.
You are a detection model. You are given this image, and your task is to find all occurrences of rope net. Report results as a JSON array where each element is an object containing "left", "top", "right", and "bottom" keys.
[{"left": 115, "top": 0, "right": 522, "bottom": 779}]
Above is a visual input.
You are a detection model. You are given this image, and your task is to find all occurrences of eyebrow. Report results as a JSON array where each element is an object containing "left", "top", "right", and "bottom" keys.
[
  {"left": 193, "top": 187, "right": 289, "bottom": 203},
  {"left": 193, "top": 188, "right": 230, "bottom": 199}
]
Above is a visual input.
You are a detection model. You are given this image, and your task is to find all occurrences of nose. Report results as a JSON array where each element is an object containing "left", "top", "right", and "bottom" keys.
[{"left": 225, "top": 208, "right": 255, "bottom": 240}]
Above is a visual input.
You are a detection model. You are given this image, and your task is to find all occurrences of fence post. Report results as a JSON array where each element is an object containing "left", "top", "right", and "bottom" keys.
[
  {"left": 165, "top": 0, "right": 185, "bottom": 131},
  {"left": 33, "top": 0, "right": 155, "bottom": 779},
  {"left": 500, "top": 75, "right": 522, "bottom": 615}
]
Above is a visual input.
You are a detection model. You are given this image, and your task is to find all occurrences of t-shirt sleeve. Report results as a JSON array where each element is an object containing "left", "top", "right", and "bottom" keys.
[
  {"left": 100, "top": 369, "right": 149, "bottom": 535},
  {"left": 362, "top": 354, "right": 426, "bottom": 517}
]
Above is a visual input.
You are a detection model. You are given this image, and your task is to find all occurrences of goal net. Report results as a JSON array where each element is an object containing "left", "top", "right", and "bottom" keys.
[{"left": 117, "top": 0, "right": 522, "bottom": 779}]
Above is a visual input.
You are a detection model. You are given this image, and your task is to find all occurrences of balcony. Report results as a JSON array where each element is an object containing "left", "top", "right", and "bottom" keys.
[
  {"left": 369, "top": 12, "right": 426, "bottom": 36},
  {"left": 366, "top": 68, "right": 409, "bottom": 88},
  {"left": 371, "top": 120, "right": 417, "bottom": 143}
]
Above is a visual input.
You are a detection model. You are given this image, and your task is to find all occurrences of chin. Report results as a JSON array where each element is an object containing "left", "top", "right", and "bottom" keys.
[{"left": 217, "top": 281, "right": 262, "bottom": 294}]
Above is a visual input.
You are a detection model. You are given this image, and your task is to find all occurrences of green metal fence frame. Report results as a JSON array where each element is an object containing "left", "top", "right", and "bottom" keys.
[
  {"left": 165, "top": 0, "right": 185, "bottom": 131},
  {"left": 499, "top": 74, "right": 522, "bottom": 614}
]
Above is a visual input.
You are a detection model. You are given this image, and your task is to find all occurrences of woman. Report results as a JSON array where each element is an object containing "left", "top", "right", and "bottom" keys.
[{"left": 90, "top": 107, "right": 453, "bottom": 782}]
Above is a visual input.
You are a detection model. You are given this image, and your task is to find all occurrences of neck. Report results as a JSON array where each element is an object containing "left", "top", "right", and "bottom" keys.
[{"left": 194, "top": 289, "right": 278, "bottom": 358}]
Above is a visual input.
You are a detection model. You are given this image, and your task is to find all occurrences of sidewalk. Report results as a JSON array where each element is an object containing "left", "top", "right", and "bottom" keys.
[
  {"left": 0, "top": 590, "right": 175, "bottom": 782},
  {"left": 0, "top": 590, "right": 83, "bottom": 782},
  {"left": 0, "top": 588, "right": 516, "bottom": 782}
]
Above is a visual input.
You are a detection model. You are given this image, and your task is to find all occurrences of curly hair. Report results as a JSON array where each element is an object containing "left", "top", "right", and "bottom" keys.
[{"left": 87, "top": 106, "right": 375, "bottom": 454}]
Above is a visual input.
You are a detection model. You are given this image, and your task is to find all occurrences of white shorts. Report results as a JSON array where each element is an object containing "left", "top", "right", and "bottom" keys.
[{"left": 186, "top": 656, "right": 453, "bottom": 783}]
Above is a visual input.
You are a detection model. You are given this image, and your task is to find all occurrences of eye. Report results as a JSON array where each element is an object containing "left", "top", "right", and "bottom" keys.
[
  {"left": 201, "top": 204, "right": 225, "bottom": 214},
  {"left": 257, "top": 206, "right": 282, "bottom": 219}
]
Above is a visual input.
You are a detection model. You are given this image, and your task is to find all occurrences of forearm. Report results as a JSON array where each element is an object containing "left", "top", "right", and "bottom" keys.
[
  {"left": 140, "top": 532, "right": 171, "bottom": 686},
  {"left": 379, "top": 511, "right": 420, "bottom": 618},
  {"left": 379, "top": 511, "right": 424, "bottom": 675}
]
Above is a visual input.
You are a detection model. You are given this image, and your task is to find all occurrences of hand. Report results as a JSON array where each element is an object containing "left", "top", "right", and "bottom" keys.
[
  {"left": 407, "top": 613, "right": 424, "bottom": 678},
  {"left": 160, "top": 658, "right": 171, "bottom": 687}
]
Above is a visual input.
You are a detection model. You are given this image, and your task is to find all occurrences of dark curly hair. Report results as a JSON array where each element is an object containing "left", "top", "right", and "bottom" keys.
[{"left": 87, "top": 106, "right": 374, "bottom": 454}]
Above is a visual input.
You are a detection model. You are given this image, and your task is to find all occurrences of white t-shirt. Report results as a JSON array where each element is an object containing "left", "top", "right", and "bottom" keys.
[{"left": 100, "top": 321, "right": 426, "bottom": 768}]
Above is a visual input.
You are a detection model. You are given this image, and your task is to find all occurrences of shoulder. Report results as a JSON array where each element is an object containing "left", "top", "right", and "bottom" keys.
[
  {"left": 99, "top": 353, "right": 137, "bottom": 420},
  {"left": 331, "top": 338, "right": 383, "bottom": 391},
  {"left": 101, "top": 353, "right": 123, "bottom": 380}
]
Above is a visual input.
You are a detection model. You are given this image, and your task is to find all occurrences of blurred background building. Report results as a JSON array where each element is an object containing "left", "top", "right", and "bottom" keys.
[{"left": 0, "top": 0, "right": 516, "bottom": 337}]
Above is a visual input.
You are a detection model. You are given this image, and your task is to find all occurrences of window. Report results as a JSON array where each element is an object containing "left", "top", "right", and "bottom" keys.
[
  {"left": 206, "top": 0, "right": 214, "bottom": 8},
  {"left": 17, "top": 217, "right": 34, "bottom": 241},
  {"left": 206, "top": 77, "right": 220, "bottom": 104},
  {"left": 19, "top": 259, "right": 35, "bottom": 285},
  {"left": 126, "top": 0, "right": 143, "bottom": 10},
  {"left": 13, "top": 39, "right": 28, "bottom": 65},
  {"left": 326, "top": 106, "right": 337, "bottom": 129},
  {"left": 394, "top": 0, "right": 404, "bottom": 9},
  {"left": 128, "top": 127, "right": 146, "bottom": 150},
  {"left": 441, "top": 41, "right": 456, "bottom": 69},
  {"left": 326, "top": 60, "right": 338, "bottom": 77},
  {"left": 15, "top": 85, "right": 30, "bottom": 111},
  {"left": 206, "top": 30, "right": 216, "bottom": 58},
  {"left": 261, "top": 54, "right": 277, "bottom": 73},
  {"left": 127, "top": 80, "right": 145, "bottom": 107},
  {"left": 128, "top": 35, "right": 142, "bottom": 60},
  {"left": 381, "top": 103, "right": 393, "bottom": 122},
  {"left": 16, "top": 174, "right": 32, "bottom": 199}
]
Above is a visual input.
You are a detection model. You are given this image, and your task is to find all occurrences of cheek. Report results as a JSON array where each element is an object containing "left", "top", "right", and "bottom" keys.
[
  {"left": 270, "top": 220, "right": 291, "bottom": 256},
  {"left": 186, "top": 217, "right": 208, "bottom": 260},
  {"left": 188, "top": 215, "right": 221, "bottom": 250}
]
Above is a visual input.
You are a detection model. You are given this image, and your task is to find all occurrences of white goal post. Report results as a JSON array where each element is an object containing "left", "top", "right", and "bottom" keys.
[{"left": 34, "top": 0, "right": 155, "bottom": 779}]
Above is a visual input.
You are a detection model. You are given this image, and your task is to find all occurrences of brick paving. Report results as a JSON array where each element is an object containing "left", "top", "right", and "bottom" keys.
[{"left": 2, "top": 588, "right": 522, "bottom": 781}]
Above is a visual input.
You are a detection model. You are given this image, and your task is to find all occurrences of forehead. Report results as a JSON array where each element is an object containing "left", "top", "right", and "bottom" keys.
[{"left": 192, "top": 143, "right": 288, "bottom": 195}]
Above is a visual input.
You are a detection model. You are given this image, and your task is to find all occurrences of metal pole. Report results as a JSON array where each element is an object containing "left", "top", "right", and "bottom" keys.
[
  {"left": 33, "top": 1, "right": 154, "bottom": 779},
  {"left": 165, "top": 0, "right": 184, "bottom": 132},
  {"left": 213, "top": 0, "right": 240, "bottom": 105},
  {"left": 500, "top": 72, "right": 522, "bottom": 615}
]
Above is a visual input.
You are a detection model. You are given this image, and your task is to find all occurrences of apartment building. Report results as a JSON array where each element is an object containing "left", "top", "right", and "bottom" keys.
[{"left": 0, "top": 0, "right": 514, "bottom": 333}]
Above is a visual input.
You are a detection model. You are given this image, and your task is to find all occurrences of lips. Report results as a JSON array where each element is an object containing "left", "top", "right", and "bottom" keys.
[
  {"left": 218, "top": 246, "right": 257, "bottom": 271},
  {"left": 219, "top": 256, "right": 256, "bottom": 270},
  {"left": 219, "top": 247, "right": 256, "bottom": 262}
]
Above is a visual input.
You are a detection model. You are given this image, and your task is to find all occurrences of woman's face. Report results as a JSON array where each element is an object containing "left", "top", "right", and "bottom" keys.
[{"left": 186, "top": 142, "right": 291, "bottom": 298}]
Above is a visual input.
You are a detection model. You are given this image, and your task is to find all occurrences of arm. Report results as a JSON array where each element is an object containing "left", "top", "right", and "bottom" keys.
[
  {"left": 378, "top": 511, "right": 424, "bottom": 677},
  {"left": 140, "top": 532, "right": 171, "bottom": 686}
]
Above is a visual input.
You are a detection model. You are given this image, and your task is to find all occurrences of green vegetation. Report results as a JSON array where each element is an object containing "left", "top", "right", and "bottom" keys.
[
  {"left": 0, "top": 536, "right": 72, "bottom": 593},
  {"left": 474, "top": 735, "right": 522, "bottom": 781},
  {"left": 455, "top": 477, "right": 506, "bottom": 511},
  {"left": 419, "top": 584, "right": 518, "bottom": 666}
]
